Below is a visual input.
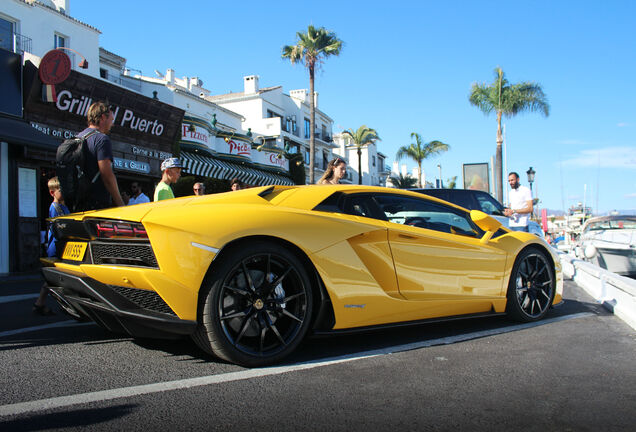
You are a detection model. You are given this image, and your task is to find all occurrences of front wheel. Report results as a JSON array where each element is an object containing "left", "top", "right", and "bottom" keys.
[
  {"left": 506, "top": 248, "right": 555, "bottom": 322},
  {"left": 193, "top": 241, "right": 313, "bottom": 367}
]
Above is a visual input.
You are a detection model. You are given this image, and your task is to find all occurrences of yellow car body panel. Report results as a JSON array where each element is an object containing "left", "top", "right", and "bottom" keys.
[{"left": 46, "top": 185, "right": 562, "bottom": 333}]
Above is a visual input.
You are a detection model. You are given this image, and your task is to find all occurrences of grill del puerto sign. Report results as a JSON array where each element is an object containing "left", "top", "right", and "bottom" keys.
[{"left": 55, "top": 90, "right": 165, "bottom": 136}]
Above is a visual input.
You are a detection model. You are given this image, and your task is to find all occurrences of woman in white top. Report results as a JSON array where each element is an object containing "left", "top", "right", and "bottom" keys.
[{"left": 317, "top": 157, "right": 347, "bottom": 185}]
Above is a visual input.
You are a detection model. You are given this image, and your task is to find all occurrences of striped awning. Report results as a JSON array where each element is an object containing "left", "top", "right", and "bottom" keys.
[{"left": 180, "top": 152, "right": 294, "bottom": 186}]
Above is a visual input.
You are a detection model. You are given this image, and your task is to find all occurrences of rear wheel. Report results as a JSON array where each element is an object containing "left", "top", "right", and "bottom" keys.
[
  {"left": 506, "top": 248, "right": 555, "bottom": 322},
  {"left": 193, "top": 241, "right": 313, "bottom": 367}
]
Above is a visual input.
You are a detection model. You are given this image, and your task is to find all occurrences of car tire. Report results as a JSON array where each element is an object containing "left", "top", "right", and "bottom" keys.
[
  {"left": 193, "top": 241, "right": 313, "bottom": 367},
  {"left": 505, "top": 247, "right": 555, "bottom": 322}
]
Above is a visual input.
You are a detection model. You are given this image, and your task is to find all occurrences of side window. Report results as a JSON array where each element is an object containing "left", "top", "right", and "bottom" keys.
[
  {"left": 475, "top": 193, "right": 504, "bottom": 215},
  {"left": 342, "top": 194, "right": 386, "bottom": 221},
  {"left": 374, "top": 194, "right": 480, "bottom": 237}
]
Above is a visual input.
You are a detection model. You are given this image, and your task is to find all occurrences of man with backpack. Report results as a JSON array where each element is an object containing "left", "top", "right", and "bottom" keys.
[{"left": 74, "top": 101, "right": 124, "bottom": 210}]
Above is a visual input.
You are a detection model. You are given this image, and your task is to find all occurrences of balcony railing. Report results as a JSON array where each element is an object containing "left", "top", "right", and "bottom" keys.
[
  {"left": 106, "top": 75, "right": 142, "bottom": 91},
  {"left": 0, "top": 32, "right": 32, "bottom": 54},
  {"left": 314, "top": 132, "right": 332, "bottom": 143}
]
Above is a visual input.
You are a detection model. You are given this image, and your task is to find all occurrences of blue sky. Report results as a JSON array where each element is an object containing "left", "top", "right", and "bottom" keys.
[{"left": 72, "top": 0, "right": 636, "bottom": 214}]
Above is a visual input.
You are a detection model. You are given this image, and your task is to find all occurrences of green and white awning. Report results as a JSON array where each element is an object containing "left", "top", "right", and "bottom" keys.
[{"left": 180, "top": 152, "right": 294, "bottom": 186}]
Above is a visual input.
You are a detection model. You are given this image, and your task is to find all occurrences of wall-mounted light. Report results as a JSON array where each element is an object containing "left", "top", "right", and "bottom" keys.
[{"left": 55, "top": 47, "right": 88, "bottom": 69}]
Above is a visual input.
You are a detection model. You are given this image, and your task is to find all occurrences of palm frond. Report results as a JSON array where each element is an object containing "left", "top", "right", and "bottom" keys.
[{"left": 388, "top": 173, "right": 418, "bottom": 189}]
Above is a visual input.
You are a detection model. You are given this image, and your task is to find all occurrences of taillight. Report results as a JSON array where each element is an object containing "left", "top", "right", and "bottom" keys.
[{"left": 92, "top": 220, "right": 148, "bottom": 239}]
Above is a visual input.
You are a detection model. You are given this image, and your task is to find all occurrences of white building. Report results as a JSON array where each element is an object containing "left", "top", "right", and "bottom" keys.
[
  {"left": 1, "top": 0, "right": 101, "bottom": 77},
  {"left": 207, "top": 75, "right": 337, "bottom": 184},
  {"left": 332, "top": 132, "right": 390, "bottom": 186}
]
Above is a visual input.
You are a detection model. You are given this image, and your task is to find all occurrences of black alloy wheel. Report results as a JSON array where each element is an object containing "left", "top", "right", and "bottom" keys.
[
  {"left": 194, "top": 241, "right": 313, "bottom": 367},
  {"left": 506, "top": 248, "right": 555, "bottom": 322}
]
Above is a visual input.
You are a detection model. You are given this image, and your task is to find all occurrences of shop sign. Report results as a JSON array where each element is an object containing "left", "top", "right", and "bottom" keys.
[
  {"left": 181, "top": 123, "right": 212, "bottom": 147},
  {"left": 131, "top": 145, "right": 172, "bottom": 161},
  {"left": 216, "top": 136, "right": 252, "bottom": 158},
  {"left": 253, "top": 150, "right": 289, "bottom": 171},
  {"left": 55, "top": 89, "right": 165, "bottom": 136},
  {"left": 30, "top": 121, "right": 77, "bottom": 140},
  {"left": 113, "top": 158, "right": 151, "bottom": 174}
]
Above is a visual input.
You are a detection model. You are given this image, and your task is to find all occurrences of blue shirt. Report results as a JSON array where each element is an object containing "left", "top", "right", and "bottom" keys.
[
  {"left": 47, "top": 202, "right": 70, "bottom": 257},
  {"left": 79, "top": 127, "right": 114, "bottom": 208}
]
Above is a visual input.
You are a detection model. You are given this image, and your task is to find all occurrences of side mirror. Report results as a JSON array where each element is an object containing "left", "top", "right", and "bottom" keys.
[{"left": 470, "top": 210, "right": 502, "bottom": 244}]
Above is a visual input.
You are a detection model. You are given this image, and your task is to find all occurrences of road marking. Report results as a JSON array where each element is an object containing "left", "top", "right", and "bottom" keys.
[
  {"left": 0, "top": 294, "right": 39, "bottom": 304},
  {"left": 0, "top": 321, "right": 92, "bottom": 338},
  {"left": 0, "top": 311, "right": 594, "bottom": 417}
]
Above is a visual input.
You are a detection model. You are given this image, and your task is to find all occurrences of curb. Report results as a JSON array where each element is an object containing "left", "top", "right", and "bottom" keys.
[{"left": 560, "top": 252, "right": 636, "bottom": 331}]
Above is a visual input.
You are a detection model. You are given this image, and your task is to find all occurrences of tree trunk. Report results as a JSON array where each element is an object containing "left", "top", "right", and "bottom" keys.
[
  {"left": 496, "top": 110, "right": 503, "bottom": 202},
  {"left": 418, "top": 161, "right": 422, "bottom": 188},
  {"left": 309, "top": 63, "right": 316, "bottom": 184},
  {"left": 357, "top": 147, "right": 362, "bottom": 184}
]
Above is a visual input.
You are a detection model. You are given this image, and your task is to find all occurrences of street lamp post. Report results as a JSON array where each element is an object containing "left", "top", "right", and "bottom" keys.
[
  {"left": 527, "top": 166, "right": 536, "bottom": 218},
  {"left": 526, "top": 166, "right": 536, "bottom": 195}
]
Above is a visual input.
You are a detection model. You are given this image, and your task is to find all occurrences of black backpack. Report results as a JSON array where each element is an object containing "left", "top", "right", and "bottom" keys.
[{"left": 55, "top": 130, "right": 99, "bottom": 213}]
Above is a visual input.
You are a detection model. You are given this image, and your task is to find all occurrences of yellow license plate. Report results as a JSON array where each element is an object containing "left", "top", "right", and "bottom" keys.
[{"left": 62, "top": 242, "right": 88, "bottom": 261}]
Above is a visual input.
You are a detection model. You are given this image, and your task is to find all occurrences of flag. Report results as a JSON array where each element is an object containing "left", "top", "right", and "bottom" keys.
[{"left": 42, "top": 84, "right": 57, "bottom": 102}]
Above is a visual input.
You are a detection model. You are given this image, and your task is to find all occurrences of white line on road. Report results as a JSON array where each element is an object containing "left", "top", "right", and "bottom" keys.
[
  {"left": 0, "top": 294, "right": 39, "bottom": 304},
  {"left": 0, "top": 320, "right": 92, "bottom": 338},
  {"left": 0, "top": 312, "right": 594, "bottom": 418}
]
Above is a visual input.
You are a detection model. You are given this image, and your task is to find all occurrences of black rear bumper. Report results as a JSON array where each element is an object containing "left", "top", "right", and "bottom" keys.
[{"left": 42, "top": 267, "right": 197, "bottom": 339}]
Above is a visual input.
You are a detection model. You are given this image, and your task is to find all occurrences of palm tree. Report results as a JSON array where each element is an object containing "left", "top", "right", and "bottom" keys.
[
  {"left": 341, "top": 125, "right": 381, "bottom": 184},
  {"left": 395, "top": 133, "right": 450, "bottom": 188},
  {"left": 469, "top": 67, "right": 549, "bottom": 202},
  {"left": 282, "top": 25, "right": 343, "bottom": 184},
  {"left": 388, "top": 173, "right": 418, "bottom": 189},
  {"left": 446, "top": 176, "right": 457, "bottom": 189}
]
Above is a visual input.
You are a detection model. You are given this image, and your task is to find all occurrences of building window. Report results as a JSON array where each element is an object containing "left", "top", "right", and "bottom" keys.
[
  {"left": 323, "top": 152, "right": 329, "bottom": 169},
  {"left": 100, "top": 68, "right": 108, "bottom": 79},
  {"left": 304, "top": 148, "right": 310, "bottom": 164},
  {"left": 304, "top": 118, "right": 310, "bottom": 139},
  {"left": 372, "top": 156, "right": 376, "bottom": 167},
  {"left": 54, "top": 33, "right": 66, "bottom": 48},
  {"left": 0, "top": 18, "right": 14, "bottom": 51}
]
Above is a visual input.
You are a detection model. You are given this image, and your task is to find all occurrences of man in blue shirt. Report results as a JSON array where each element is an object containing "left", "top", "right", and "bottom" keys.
[{"left": 76, "top": 101, "right": 124, "bottom": 210}]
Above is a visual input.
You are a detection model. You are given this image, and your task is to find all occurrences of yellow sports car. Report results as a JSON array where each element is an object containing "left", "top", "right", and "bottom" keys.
[{"left": 42, "top": 185, "right": 562, "bottom": 367}]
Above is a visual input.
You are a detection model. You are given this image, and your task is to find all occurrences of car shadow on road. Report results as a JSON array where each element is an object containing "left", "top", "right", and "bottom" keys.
[
  {"left": 286, "top": 295, "right": 606, "bottom": 365},
  {"left": 0, "top": 403, "right": 137, "bottom": 431},
  {"left": 0, "top": 324, "right": 132, "bottom": 352}
]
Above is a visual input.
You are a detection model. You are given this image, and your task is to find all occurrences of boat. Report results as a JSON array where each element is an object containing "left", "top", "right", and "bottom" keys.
[{"left": 575, "top": 215, "right": 636, "bottom": 277}]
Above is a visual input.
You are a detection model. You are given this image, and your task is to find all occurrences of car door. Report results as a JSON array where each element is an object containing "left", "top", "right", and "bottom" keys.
[{"left": 373, "top": 193, "right": 508, "bottom": 304}]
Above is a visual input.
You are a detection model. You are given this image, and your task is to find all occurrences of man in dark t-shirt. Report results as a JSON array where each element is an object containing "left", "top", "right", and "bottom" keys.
[{"left": 76, "top": 101, "right": 124, "bottom": 210}]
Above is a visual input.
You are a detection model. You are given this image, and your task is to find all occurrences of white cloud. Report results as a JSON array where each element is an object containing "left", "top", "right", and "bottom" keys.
[
  {"left": 617, "top": 122, "right": 629, "bottom": 127},
  {"left": 625, "top": 192, "right": 636, "bottom": 198},
  {"left": 562, "top": 146, "right": 636, "bottom": 169}
]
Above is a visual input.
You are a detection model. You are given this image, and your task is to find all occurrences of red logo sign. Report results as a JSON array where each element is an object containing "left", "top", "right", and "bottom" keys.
[
  {"left": 39, "top": 50, "right": 71, "bottom": 85},
  {"left": 228, "top": 140, "right": 251, "bottom": 156},
  {"left": 269, "top": 153, "right": 287, "bottom": 167}
]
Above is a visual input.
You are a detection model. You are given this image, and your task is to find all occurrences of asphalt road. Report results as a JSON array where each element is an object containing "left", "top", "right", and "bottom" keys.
[{"left": 0, "top": 276, "right": 634, "bottom": 431}]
